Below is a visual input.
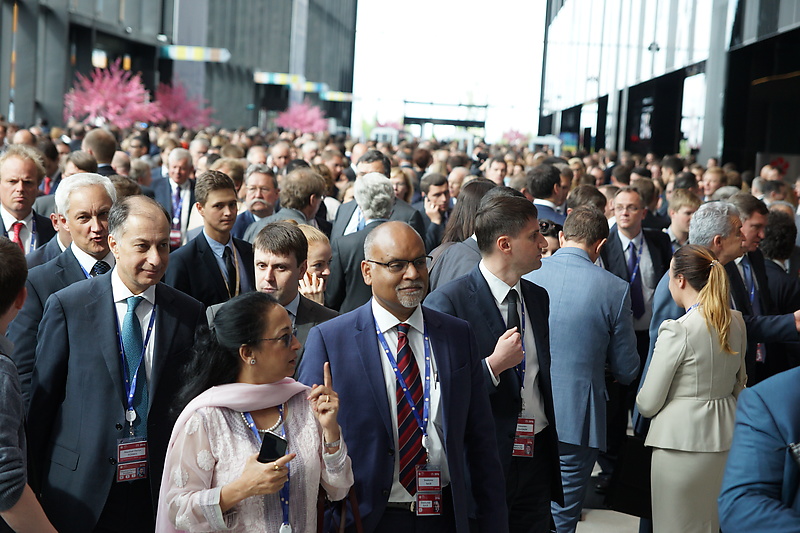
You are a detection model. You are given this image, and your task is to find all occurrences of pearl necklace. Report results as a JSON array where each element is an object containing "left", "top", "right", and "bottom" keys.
[{"left": 240, "top": 410, "right": 283, "bottom": 434}]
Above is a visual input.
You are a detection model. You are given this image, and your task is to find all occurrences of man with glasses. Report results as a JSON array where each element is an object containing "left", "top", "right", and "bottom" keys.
[
  {"left": 299, "top": 221, "right": 508, "bottom": 533},
  {"left": 426, "top": 192, "right": 563, "bottom": 533},
  {"left": 596, "top": 186, "right": 672, "bottom": 491},
  {"left": 527, "top": 164, "right": 568, "bottom": 225},
  {"left": 231, "top": 164, "right": 279, "bottom": 239}
]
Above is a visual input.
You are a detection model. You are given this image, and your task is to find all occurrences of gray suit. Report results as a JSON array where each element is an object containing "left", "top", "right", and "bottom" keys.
[
  {"left": 428, "top": 238, "right": 482, "bottom": 292},
  {"left": 242, "top": 208, "right": 308, "bottom": 242},
  {"left": 525, "top": 247, "right": 640, "bottom": 531}
]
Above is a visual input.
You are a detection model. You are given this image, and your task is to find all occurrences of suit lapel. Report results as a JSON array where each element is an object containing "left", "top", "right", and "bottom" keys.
[
  {"left": 149, "top": 284, "right": 176, "bottom": 405},
  {"left": 422, "top": 308, "right": 453, "bottom": 440},
  {"left": 233, "top": 238, "right": 255, "bottom": 287},
  {"left": 58, "top": 248, "right": 88, "bottom": 285},
  {"left": 93, "top": 277, "right": 128, "bottom": 407},
  {"left": 604, "top": 229, "right": 628, "bottom": 280},
  {"left": 353, "top": 304, "right": 394, "bottom": 439},
  {"left": 725, "top": 261, "right": 752, "bottom": 314},
  {"left": 196, "top": 236, "right": 229, "bottom": 299},
  {"left": 468, "top": 267, "right": 506, "bottom": 340}
]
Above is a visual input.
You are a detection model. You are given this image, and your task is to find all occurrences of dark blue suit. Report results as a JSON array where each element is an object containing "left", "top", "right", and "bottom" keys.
[
  {"left": 27, "top": 276, "right": 205, "bottom": 532},
  {"left": 297, "top": 303, "right": 508, "bottom": 533},
  {"left": 25, "top": 234, "right": 63, "bottom": 268},
  {"left": 230, "top": 210, "right": 256, "bottom": 240},
  {"left": 7, "top": 247, "right": 88, "bottom": 406},
  {"left": 151, "top": 178, "right": 195, "bottom": 221},
  {"left": 1, "top": 211, "right": 55, "bottom": 252},
  {"left": 532, "top": 202, "right": 566, "bottom": 225},
  {"left": 164, "top": 233, "right": 254, "bottom": 307},
  {"left": 330, "top": 199, "right": 425, "bottom": 240},
  {"left": 718, "top": 366, "right": 800, "bottom": 531},
  {"left": 425, "top": 266, "right": 564, "bottom": 519}
]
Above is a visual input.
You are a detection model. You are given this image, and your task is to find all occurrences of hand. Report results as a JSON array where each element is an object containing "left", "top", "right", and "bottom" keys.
[
  {"left": 299, "top": 272, "right": 325, "bottom": 305},
  {"left": 307, "top": 362, "right": 341, "bottom": 445},
  {"left": 486, "top": 327, "right": 524, "bottom": 376},
  {"left": 794, "top": 309, "right": 800, "bottom": 332},
  {"left": 220, "top": 453, "right": 295, "bottom": 511},
  {"left": 424, "top": 197, "right": 443, "bottom": 225}
]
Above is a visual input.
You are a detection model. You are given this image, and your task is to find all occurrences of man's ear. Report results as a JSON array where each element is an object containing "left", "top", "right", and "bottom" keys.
[
  {"left": 361, "top": 260, "right": 373, "bottom": 286},
  {"left": 594, "top": 237, "right": 608, "bottom": 256}
]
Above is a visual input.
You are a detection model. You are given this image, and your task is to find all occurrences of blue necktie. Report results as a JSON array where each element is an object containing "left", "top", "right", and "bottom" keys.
[
  {"left": 741, "top": 256, "right": 766, "bottom": 362},
  {"left": 627, "top": 241, "right": 645, "bottom": 318},
  {"left": 356, "top": 208, "right": 366, "bottom": 231},
  {"left": 122, "top": 296, "right": 148, "bottom": 436}
]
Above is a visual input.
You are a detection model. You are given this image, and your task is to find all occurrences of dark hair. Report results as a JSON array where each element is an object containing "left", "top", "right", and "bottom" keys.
[
  {"left": 525, "top": 164, "right": 560, "bottom": 199},
  {"left": 0, "top": 237, "right": 27, "bottom": 315},
  {"left": 563, "top": 206, "right": 609, "bottom": 244},
  {"left": 358, "top": 150, "right": 391, "bottom": 177},
  {"left": 727, "top": 192, "right": 768, "bottom": 220},
  {"left": 109, "top": 175, "right": 142, "bottom": 199},
  {"left": 442, "top": 179, "right": 497, "bottom": 243},
  {"left": 661, "top": 155, "right": 684, "bottom": 175},
  {"left": 566, "top": 184, "right": 607, "bottom": 212},
  {"left": 611, "top": 165, "right": 631, "bottom": 185},
  {"left": 631, "top": 166, "right": 652, "bottom": 179},
  {"left": 174, "top": 292, "right": 281, "bottom": 415},
  {"left": 285, "top": 159, "right": 311, "bottom": 174},
  {"left": 413, "top": 148, "right": 433, "bottom": 170},
  {"left": 761, "top": 210, "right": 797, "bottom": 261},
  {"left": 195, "top": 170, "right": 236, "bottom": 205},
  {"left": 632, "top": 177, "right": 657, "bottom": 206},
  {"left": 253, "top": 221, "right": 308, "bottom": 265},
  {"left": 614, "top": 186, "right": 644, "bottom": 208},
  {"left": 539, "top": 219, "right": 562, "bottom": 239},
  {"left": 83, "top": 128, "right": 117, "bottom": 163},
  {"left": 419, "top": 172, "right": 447, "bottom": 195},
  {"left": 674, "top": 172, "right": 698, "bottom": 190},
  {"left": 475, "top": 193, "right": 538, "bottom": 254},
  {"left": 761, "top": 180, "right": 786, "bottom": 197},
  {"left": 279, "top": 168, "right": 326, "bottom": 210}
]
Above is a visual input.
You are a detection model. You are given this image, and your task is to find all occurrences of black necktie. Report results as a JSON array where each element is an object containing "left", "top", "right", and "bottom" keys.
[
  {"left": 223, "top": 247, "right": 236, "bottom": 296},
  {"left": 90, "top": 260, "right": 111, "bottom": 277},
  {"left": 507, "top": 289, "right": 521, "bottom": 331}
]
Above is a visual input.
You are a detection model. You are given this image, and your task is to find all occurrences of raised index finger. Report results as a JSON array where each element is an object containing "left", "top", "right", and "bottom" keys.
[{"left": 323, "top": 361, "right": 333, "bottom": 389}]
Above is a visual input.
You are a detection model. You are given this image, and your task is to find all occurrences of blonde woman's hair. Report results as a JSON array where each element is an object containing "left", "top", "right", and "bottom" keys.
[
  {"left": 672, "top": 244, "right": 735, "bottom": 353},
  {"left": 298, "top": 224, "right": 329, "bottom": 246}
]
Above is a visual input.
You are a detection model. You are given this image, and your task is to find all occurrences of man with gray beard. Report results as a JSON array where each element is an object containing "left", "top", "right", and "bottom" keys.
[{"left": 231, "top": 164, "right": 280, "bottom": 239}]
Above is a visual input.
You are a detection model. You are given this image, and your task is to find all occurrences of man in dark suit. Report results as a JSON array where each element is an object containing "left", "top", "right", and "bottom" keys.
[
  {"left": 152, "top": 147, "right": 195, "bottom": 249},
  {"left": 81, "top": 128, "right": 117, "bottom": 177},
  {"left": 27, "top": 196, "right": 205, "bottom": 533},
  {"left": 326, "top": 173, "right": 394, "bottom": 312},
  {"left": 231, "top": 164, "right": 279, "bottom": 239},
  {"left": 528, "top": 164, "right": 568, "bottom": 225},
  {"left": 0, "top": 145, "right": 56, "bottom": 255},
  {"left": 299, "top": 221, "right": 508, "bottom": 533},
  {"left": 330, "top": 150, "right": 425, "bottom": 239},
  {"left": 412, "top": 173, "right": 451, "bottom": 253},
  {"left": 25, "top": 218, "right": 66, "bottom": 268},
  {"left": 426, "top": 193, "right": 563, "bottom": 533},
  {"left": 7, "top": 173, "right": 117, "bottom": 406},
  {"left": 165, "top": 170, "right": 254, "bottom": 307}
]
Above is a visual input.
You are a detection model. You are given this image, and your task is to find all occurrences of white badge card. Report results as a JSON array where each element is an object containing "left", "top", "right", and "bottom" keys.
[
  {"left": 169, "top": 228, "right": 182, "bottom": 248},
  {"left": 117, "top": 437, "right": 148, "bottom": 482},
  {"left": 416, "top": 465, "right": 442, "bottom": 491},
  {"left": 415, "top": 464, "right": 442, "bottom": 516},
  {"left": 513, "top": 416, "right": 535, "bottom": 458}
]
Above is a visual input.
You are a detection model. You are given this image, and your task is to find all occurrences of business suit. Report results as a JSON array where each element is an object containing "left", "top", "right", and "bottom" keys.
[
  {"left": 326, "top": 220, "right": 384, "bottom": 313},
  {"left": 294, "top": 294, "right": 338, "bottom": 366},
  {"left": 636, "top": 309, "right": 747, "bottom": 533},
  {"left": 151, "top": 178, "right": 196, "bottom": 222},
  {"left": 412, "top": 201, "right": 448, "bottom": 253},
  {"left": 428, "top": 238, "right": 482, "bottom": 292},
  {"left": 425, "top": 266, "right": 563, "bottom": 530},
  {"left": 762, "top": 259, "right": 800, "bottom": 375},
  {"left": 230, "top": 210, "right": 256, "bottom": 240},
  {"left": 297, "top": 302, "right": 508, "bottom": 533},
  {"left": 525, "top": 248, "right": 639, "bottom": 532},
  {"left": 25, "top": 234, "right": 63, "bottom": 268},
  {"left": 600, "top": 227, "right": 672, "bottom": 298},
  {"left": 718, "top": 366, "right": 800, "bottom": 532},
  {"left": 532, "top": 202, "right": 566, "bottom": 225},
  {"left": 27, "top": 275, "right": 205, "bottom": 533},
  {"left": 330, "top": 199, "right": 425, "bottom": 240},
  {"left": 2, "top": 211, "right": 56, "bottom": 251},
  {"left": 242, "top": 207, "right": 309, "bottom": 243},
  {"left": 6, "top": 247, "right": 88, "bottom": 406},
  {"left": 164, "top": 233, "right": 254, "bottom": 307},
  {"left": 32, "top": 194, "right": 56, "bottom": 217},
  {"left": 96, "top": 164, "right": 115, "bottom": 176}
]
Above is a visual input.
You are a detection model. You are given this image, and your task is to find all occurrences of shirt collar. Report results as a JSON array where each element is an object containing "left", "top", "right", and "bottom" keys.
[
  {"left": 111, "top": 267, "right": 157, "bottom": 304},
  {"left": 203, "top": 229, "right": 233, "bottom": 258},
  {"left": 618, "top": 229, "right": 643, "bottom": 250},
  {"left": 478, "top": 259, "right": 521, "bottom": 308},
  {"left": 0, "top": 204, "right": 33, "bottom": 231},
  {"left": 70, "top": 243, "right": 115, "bottom": 274},
  {"left": 284, "top": 293, "right": 301, "bottom": 318},
  {"left": 169, "top": 179, "right": 188, "bottom": 193},
  {"left": 533, "top": 198, "right": 557, "bottom": 209},
  {"left": 371, "top": 298, "right": 425, "bottom": 335}
]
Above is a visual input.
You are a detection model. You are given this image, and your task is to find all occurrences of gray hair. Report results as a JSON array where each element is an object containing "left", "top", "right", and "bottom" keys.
[
  {"left": 54, "top": 173, "right": 117, "bottom": 215},
  {"left": 108, "top": 195, "right": 169, "bottom": 239},
  {"left": 244, "top": 164, "right": 278, "bottom": 187},
  {"left": 168, "top": 147, "right": 192, "bottom": 165},
  {"left": 355, "top": 172, "right": 394, "bottom": 221},
  {"left": 688, "top": 202, "right": 740, "bottom": 247}
]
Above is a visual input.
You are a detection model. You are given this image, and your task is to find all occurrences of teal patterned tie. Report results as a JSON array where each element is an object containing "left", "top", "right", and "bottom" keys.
[{"left": 122, "top": 296, "right": 148, "bottom": 437}]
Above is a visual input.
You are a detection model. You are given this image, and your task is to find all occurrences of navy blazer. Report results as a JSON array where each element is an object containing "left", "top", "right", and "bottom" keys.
[
  {"left": 297, "top": 303, "right": 508, "bottom": 533},
  {"left": 533, "top": 202, "right": 566, "bottom": 225},
  {"left": 293, "top": 294, "right": 338, "bottom": 368},
  {"left": 164, "top": 233, "right": 255, "bottom": 307},
  {"left": 152, "top": 178, "right": 195, "bottom": 219},
  {"left": 718, "top": 366, "right": 800, "bottom": 531},
  {"left": 330, "top": 199, "right": 425, "bottom": 240},
  {"left": 27, "top": 277, "right": 205, "bottom": 532},
  {"left": 25, "top": 234, "right": 63, "bottom": 268},
  {"left": 7, "top": 247, "right": 88, "bottom": 406},
  {"left": 230, "top": 210, "right": 256, "bottom": 240},
  {"left": 325, "top": 219, "right": 383, "bottom": 312},
  {"left": 424, "top": 265, "right": 563, "bottom": 504},
  {"left": 600, "top": 226, "right": 672, "bottom": 291}
]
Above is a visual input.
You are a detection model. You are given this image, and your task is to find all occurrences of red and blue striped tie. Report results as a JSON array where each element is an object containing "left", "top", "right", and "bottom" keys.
[{"left": 396, "top": 322, "right": 427, "bottom": 495}]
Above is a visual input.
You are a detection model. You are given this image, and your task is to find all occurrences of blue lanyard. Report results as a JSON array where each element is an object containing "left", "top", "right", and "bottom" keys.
[
  {"left": 116, "top": 304, "right": 156, "bottom": 424},
  {"left": 628, "top": 238, "right": 644, "bottom": 285},
  {"left": 243, "top": 406, "right": 290, "bottom": 528},
  {"left": 171, "top": 187, "right": 183, "bottom": 227},
  {"left": 375, "top": 320, "right": 432, "bottom": 447},
  {"left": 686, "top": 302, "right": 700, "bottom": 314}
]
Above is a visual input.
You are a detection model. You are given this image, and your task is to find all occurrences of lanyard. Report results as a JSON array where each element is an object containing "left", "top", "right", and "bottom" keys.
[
  {"left": 375, "top": 320, "right": 432, "bottom": 449},
  {"left": 686, "top": 302, "right": 700, "bottom": 314},
  {"left": 171, "top": 187, "right": 183, "bottom": 228},
  {"left": 243, "top": 406, "right": 290, "bottom": 529},
  {"left": 116, "top": 304, "right": 156, "bottom": 431},
  {"left": 628, "top": 238, "right": 644, "bottom": 285}
]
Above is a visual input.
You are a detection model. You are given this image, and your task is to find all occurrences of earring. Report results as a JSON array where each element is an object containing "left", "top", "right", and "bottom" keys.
[{"left": 249, "top": 358, "right": 256, "bottom": 365}]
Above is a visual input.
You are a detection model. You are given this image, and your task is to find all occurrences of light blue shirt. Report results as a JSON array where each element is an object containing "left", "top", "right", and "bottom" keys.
[{"left": 203, "top": 230, "right": 252, "bottom": 293}]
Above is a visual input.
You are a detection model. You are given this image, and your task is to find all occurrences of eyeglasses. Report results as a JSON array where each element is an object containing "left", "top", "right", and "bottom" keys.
[
  {"left": 614, "top": 204, "right": 641, "bottom": 213},
  {"left": 366, "top": 256, "right": 432, "bottom": 274},
  {"left": 251, "top": 328, "right": 298, "bottom": 348},
  {"left": 539, "top": 220, "right": 555, "bottom": 233},
  {"left": 246, "top": 186, "right": 275, "bottom": 194}
]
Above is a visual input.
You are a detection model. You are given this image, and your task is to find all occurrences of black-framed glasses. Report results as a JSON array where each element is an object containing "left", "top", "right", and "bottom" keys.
[
  {"left": 251, "top": 328, "right": 298, "bottom": 348},
  {"left": 539, "top": 220, "right": 554, "bottom": 233},
  {"left": 366, "top": 255, "right": 432, "bottom": 274}
]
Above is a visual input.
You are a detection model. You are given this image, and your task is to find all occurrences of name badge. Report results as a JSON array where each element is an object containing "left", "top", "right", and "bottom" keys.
[
  {"left": 415, "top": 464, "right": 442, "bottom": 516},
  {"left": 513, "top": 416, "right": 535, "bottom": 458},
  {"left": 117, "top": 437, "right": 148, "bottom": 482},
  {"left": 169, "top": 228, "right": 182, "bottom": 248}
]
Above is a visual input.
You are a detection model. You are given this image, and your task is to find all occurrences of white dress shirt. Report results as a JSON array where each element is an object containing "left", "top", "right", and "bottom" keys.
[
  {"left": 1, "top": 206, "right": 34, "bottom": 254},
  {"left": 168, "top": 180, "right": 192, "bottom": 244},
  {"left": 111, "top": 268, "right": 157, "bottom": 382},
  {"left": 371, "top": 299, "right": 450, "bottom": 502},
  {"left": 70, "top": 243, "right": 115, "bottom": 277},
  {"left": 478, "top": 261, "right": 549, "bottom": 434}
]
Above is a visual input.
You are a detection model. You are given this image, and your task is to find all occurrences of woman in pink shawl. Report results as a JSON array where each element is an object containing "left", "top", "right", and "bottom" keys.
[{"left": 156, "top": 292, "right": 352, "bottom": 533}]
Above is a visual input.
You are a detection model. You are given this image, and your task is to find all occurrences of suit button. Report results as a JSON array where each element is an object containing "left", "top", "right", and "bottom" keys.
[
  {"left": 382, "top": 489, "right": 390, "bottom": 497},
  {"left": 388, "top": 448, "right": 395, "bottom": 456},
  {"left": 115, "top": 423, "right": 123, "bottom": 430},
  {"left": 109, "top": 457, "right": 117, "bottom": 465}
]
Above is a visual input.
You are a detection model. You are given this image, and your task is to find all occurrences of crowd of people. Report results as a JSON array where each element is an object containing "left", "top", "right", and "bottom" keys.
[{"left": 1, "top": 117, "right": 799, "bottom": 533}]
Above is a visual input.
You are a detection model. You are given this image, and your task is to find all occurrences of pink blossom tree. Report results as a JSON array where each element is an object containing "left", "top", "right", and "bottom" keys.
[
  {"left": 63, "top": 59, "right": 162, "bottom": 128},
  {"left": 502, "top": 129, "right": 529, "bottom": 145},
  {"left": 275, "top": 100, "right": 328, "bottom": 133},
  {"left": 154, "top": 81, "right": 217, "bottom": 129}
]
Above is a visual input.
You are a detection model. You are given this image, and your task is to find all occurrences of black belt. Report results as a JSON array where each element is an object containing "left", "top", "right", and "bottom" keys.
[{"left": 385, "top": 485, "right": 451, "bottom": 513}]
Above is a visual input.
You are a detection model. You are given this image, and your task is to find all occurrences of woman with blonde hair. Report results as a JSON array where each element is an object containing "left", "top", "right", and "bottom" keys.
[
  {"left": 297, "top": 224, "right": 332, "bottom": 306},
  {"left": 389, "top": 166, "right": 414, "bottom": 204},
  {"left": 636, "top": 244, "right": 747, "bottom": 533}
]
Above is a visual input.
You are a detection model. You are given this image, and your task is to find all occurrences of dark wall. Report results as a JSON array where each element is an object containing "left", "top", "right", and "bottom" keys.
[{"left": 624, "top": 70, "right": 684, "bottom": 157}]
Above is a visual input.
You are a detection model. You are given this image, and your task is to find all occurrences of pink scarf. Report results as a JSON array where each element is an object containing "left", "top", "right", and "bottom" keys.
[{"left": 155, "top": 378, "right": 310, "bottom": 533}]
